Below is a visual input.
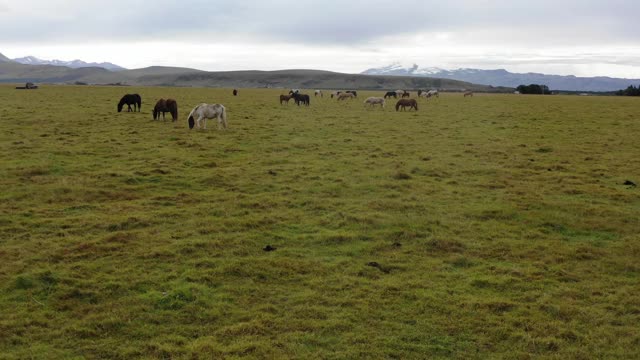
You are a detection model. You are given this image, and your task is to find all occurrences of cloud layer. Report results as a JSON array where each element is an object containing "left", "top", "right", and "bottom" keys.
[{"left": 2, "top": 0, "right": 640, "bottom": 77}]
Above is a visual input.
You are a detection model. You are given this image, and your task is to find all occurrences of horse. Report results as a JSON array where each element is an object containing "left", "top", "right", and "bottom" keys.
[
  {"left": 118, "top": 94, "right": 142, "bottom": 112},
  {"left": 464, "top": 91, "right": 474, "bottom": 97},
  {"left": 187, "top": 103, "right": 227, "bottom": 130},
  {"left": 364, "top": 97, "right": 385, "bottom": 108},
  {"left": 291, "top": 93, "right": 310, "bottom": 106},
  {"left": 402, "top": 92, "right": 411, "bottom": 98},
  {"left": 153, "top": 98, "right": 178, "bottom": 121},
  {"left": 289, "top": 89, "right": 300, "bottom": 95},
  {"left": 233, "top": 89, "right": 238, "bottom": 96},
  {"left": 280, "top": 94, "right": 293, "bottom": 105},
  {"left": 384, "top": 91, "right": 398, "bottom": 99},
  {"left": 315, "top": 90, "right": 323, "bottom": 97},
  {"left": 337, "top": 93, "right": 356, "bottom": 101},
  {"left": 419, "top": 91, "right": 432, "bottom": 99},
  {"left": 396, "top": 99, "right": 418, "bottom": 111},
  {"left": 427, "top": 90, "right": 439, "bottom": 98},
  {"left": 346, "top": 90, "right": 358, "bottom": 97},
  {"left": 395, "top": 90, "right": 405, "bottom": 97},
  {"left": 330, "top": 91, "right": 342, "bottom": 99}
]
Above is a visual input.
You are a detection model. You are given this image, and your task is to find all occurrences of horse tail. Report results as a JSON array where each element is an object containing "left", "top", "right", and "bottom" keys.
[
  {"left": 396, "top": 102, "right": 400, "bottom": 111},
  {"left": 220, "top": 105, "right": 228, "bottom": 129}
]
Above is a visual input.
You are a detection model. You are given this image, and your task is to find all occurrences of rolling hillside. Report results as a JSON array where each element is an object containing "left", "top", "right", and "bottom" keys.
[{"left": 0, "top": 60, "right": 510, "bottom": 92}]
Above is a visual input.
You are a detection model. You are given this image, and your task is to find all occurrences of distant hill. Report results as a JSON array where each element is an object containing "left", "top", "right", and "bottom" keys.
[
  {"left": 0, "top": 62, "right": 510, "bottom": 92},
  {"left": 12, "top": 56, "right": 126, "bottom": 71},
  {"left": 363, "top": 62, "right": 640, "bottom": 92}
]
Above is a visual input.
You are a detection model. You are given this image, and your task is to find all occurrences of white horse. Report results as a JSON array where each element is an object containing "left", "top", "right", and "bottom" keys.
[
  {"left": 314, "top": 90, "right": 323, "bottom": 97},
  {"left": 395, "top": 90, "right": 405, "bottom": 97},
  {"left": 427, "top": 90, "right": 439, "bottom": 98},
  {"left": 187, "top": 103, "right": 227, "bottom": 130},
  {"left": 364, "top": 97, "right": 385, "bottom": 108}
]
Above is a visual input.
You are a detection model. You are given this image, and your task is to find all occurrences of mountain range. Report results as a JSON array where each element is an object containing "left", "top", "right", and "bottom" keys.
[
  {"left": 362, "top": 63, "right": 640, "bottom": 92},
  {"left": 3, "top": 51, "right": 637, "bottom": 92},
  {"left": 10, "top": 55, "right": 126, "bottom": 71},
  {"left": 0, "top": 52, "right": 509, "bottom": 91}
]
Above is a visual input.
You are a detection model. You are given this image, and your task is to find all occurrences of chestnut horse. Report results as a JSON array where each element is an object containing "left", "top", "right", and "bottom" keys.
[{"left": 280, "top": 94, "right": 293, "bottom": 105}]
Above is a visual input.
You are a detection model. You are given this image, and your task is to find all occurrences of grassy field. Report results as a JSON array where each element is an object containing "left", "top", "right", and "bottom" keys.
[{"left": 1, "top": 85, "right": 639, "bottom": 359}]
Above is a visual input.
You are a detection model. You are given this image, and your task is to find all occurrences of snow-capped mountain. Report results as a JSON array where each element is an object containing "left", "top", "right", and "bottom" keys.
[
  {"left": 0, "top": 52, "right": 12, "bottom": 62},
  {"left": 12, "top": 56, "right": 126, "bottom": 71},
  {"left": 362, "top": 63, "right": 640, "bottom": 92}
]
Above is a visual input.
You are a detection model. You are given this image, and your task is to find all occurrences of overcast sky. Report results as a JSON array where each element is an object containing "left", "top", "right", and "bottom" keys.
[{"left": 2, "top": 0, "right": 640, "bottom": 77}]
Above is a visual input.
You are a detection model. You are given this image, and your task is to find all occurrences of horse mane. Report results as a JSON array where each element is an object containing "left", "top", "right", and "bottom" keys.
[{"left": 187, "top": 104, "right": 202, "bottom": 125}]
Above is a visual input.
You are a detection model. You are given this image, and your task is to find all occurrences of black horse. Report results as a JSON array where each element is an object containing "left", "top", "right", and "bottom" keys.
[
  {"left": 118, "top": 94, "right": 142, "bottom": 112},
  {"left": 384, "top": 91, "right": 397, "bottom": 99},
  {"left": 291, "top": 93, "right": 310, "bottom": 106},
  {"left": 233, "top": 89, "right": 238, "bottom": 96}
]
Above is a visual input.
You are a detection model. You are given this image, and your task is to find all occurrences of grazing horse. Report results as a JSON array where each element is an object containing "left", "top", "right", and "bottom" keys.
[
  {"left": 330, "top": 91, "right": 343, "bottom": 99},
  {"left": 153, "top": 98, "right": 178, "bottom": 121},
  {"left": 337, "top": 93, "right": 356, "bottom": 101},
  {"left": 233, "top": 89, "right": 238, "bottom": 96},
  {"left": 402, "top": 92, "right": 411, "bottom": 98},
  {"left": 396, "top": 99, "right": 418, "bottom": 111},
  {"left": 187, "top": 103, "right": 227, "bottom": 130},
  {"left": 346, "top": 90, "right": 358, "bottom": 97},
  {"left": 118, "top": 94, "right": 142, "bottom": 112},
  {"left": 279, "top": 94, "right": 293, "bottom": 105},
  {"left": 395, "top": 90, "right": 405, "bottom": 97},
  {"left": 314, "top": 90, "right": 323, "bottom": 97},
  {"left": 364, "top": 97, "right": 385, "bottom": 109},
  {"left": 464, "top": 91, "right": 474, "bottom": 97},
  {"left": 291, "top": 93, "right": 310, "bottom": 106},
  {"left": 289, "top": 89, "right": 300, "bottom": 95},
  {"left": 427, "top": 90, "right": 439, "bottom": 98},
  {"left": 384, "top": 91, "right": 398, "bottom": 99}
]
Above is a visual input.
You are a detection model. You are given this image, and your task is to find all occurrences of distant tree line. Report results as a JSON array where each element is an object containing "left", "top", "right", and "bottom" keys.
[
  {"left": 615, "top": 85, "right": 640, "bottom": 96},
  {"left": 516, "top": 84, "right": 552, "bottom": 95}
]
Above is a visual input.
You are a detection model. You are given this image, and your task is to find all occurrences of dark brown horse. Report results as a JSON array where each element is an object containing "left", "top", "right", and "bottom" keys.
[
  {"left": 402, "top": 92, "right": 411, "bottom": 98},
  {"left": 396, "top": 99, "right": 418, "bottom": 111},
  {"left": 153, "top": 98, "right": 178, "bottom": 121},
  {"left": 291, "top": 93, "right": 311, "bottom": 106},
  {"left": 233, "top": 89, "right": 238, "bottom": 96}
]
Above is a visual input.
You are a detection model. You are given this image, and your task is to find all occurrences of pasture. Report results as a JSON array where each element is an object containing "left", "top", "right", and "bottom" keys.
[{"left": 1, "top": 85, "right": 639, "bottom": 359}]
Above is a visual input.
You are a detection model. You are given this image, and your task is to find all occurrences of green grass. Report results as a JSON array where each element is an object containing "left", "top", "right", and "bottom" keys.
[{"left": 1, "top": 85, "right": 639, "bottom": 359}]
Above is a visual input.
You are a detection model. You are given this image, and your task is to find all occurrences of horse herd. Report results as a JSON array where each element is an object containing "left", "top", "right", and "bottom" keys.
[
  {"left": 118, "top": 94, "right": 227, "bottom": 130},
  {"left": 117, "top": 88, "right": 473, "bottom": 130}
]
